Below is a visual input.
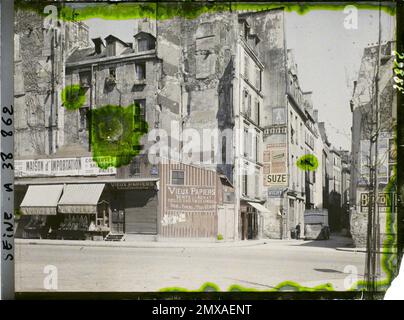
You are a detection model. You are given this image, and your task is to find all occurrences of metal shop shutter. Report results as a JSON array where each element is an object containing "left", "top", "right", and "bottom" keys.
[{"left": 124, "top": 190, "right": 158, "bottom": 234}]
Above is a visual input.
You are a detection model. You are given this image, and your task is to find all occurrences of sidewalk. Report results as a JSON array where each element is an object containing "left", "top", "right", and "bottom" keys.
[{"left": 15, "top": 238, "right": 270, "bottom": 249}]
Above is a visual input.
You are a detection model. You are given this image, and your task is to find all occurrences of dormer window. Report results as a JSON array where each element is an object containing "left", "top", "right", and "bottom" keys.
[
  {"left": 138, "top": 38, "right": 149, "bottom": 52},
  {"left": 134, "top": 32, "right": 156, "bottom": 52}
]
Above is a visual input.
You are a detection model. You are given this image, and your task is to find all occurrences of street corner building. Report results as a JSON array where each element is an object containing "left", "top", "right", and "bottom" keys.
[
  {"left": 349, "top": 41, "right": 397, "bottom": 249},
  {"left": 13, "top": 6, "right": 356, "bottom": 242}
]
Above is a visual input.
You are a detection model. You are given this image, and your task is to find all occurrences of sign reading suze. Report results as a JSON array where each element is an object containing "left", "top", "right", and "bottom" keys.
[
  {"left": 266, "top": 174, "right": 287, "bottom": 184},
  {"left": 263, "top": 143, "right": 288, "bottom": 187},
  {"left": 166, "top": 185, "right": 216, "bottom": 211}
]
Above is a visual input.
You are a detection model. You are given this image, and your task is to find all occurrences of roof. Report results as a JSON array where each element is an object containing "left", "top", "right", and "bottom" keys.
[
  {"left": 133, "top": 31, "right": 156, "bottom": 39},
  {"left": 104, "top": 34, "right": 131, "bottom": 47},
  {"left": 66, "top": 46, "right": 106, "bottom": 63}
]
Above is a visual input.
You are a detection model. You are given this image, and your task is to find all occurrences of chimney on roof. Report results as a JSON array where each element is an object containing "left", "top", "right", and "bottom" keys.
[{"left": 92, "top": 37, "right": 105, "bottom": 54}]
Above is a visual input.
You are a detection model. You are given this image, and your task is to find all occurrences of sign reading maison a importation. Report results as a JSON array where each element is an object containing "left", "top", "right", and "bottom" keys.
[
  {"left": 15, "top": 157, "right": 116, "bottom": 177},
  {"left": 166, "top": 185, "right": 216, "bottom": 211}
]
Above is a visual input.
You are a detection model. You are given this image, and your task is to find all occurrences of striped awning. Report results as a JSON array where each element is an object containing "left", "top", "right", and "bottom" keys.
[
  {"left": 20, "top": 185, "right": 64, "bottom": 215},
  {"left": 58, "top": 184, "right": 105, "bottom": 214}
]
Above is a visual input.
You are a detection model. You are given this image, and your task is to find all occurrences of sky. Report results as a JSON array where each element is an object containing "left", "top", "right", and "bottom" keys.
[
  {"left": 285, "top": 9, "right": 395, "bottom": 151},
  {"left": 84, "top": 7, "right": 396, "bottom": 151}
]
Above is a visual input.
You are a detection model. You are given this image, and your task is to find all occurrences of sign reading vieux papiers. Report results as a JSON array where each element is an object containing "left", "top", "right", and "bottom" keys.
[{"left": 166, "top": 185, "right": 217, "bottom": 211}]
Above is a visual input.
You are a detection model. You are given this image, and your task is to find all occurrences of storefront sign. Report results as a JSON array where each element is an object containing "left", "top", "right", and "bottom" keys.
[
  {"left": 166, "top": 185, "right": 216, "bottom": 211},
  {"left": 15, "top": 157, "right": 116, "bottom": 177},
  {"left": 268, "top": 189, "right": 284, "bottom": 198},
  {"left": 263, "top": 143, "right": 288, "bottom": 187},
  {"left": 112, "top": 181, "right": 156, "bottom": 190},
  {"left": 359, "top": 192, "right": 400, "bottom": 213}
]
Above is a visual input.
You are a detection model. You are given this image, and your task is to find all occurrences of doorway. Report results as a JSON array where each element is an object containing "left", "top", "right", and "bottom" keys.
[{"left": 111, "top": 209, "right": 125, "bottom": 234}]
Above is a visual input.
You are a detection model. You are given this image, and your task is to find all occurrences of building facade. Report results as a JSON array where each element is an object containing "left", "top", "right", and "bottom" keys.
[{"left": 349, "top": 41, "right": 396, "bottom": 247}]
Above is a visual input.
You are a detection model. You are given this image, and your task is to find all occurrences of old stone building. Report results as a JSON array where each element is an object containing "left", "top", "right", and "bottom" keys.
[
  {"left": 349, "top": 41, "right": 396, "bottom": 247},
  {"left": 14, "top": 7, "right": 341, "bottom": 242},
  {"left": 14, "top": 10, "right": 89, "bottom": 158},
  {"left": 14, "top": 10, "right": 234, "bottom": 241}
]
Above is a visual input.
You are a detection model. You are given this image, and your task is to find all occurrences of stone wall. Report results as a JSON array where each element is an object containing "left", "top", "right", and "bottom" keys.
[{"left": 14, "top": 9, "right": 89, "bottom": 158}]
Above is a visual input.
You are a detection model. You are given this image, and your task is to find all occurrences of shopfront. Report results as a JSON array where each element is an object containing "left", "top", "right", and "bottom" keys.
[
  {"left": 19, "top": 184, "right": 64, "bottom": 239},
  {"left": 240, "top": 201, "right": 268, "bottom": 240},
  {"left": 15, "top": 178, "right": 159, "bottom": 240},
  {"left": 109, "top": 180, "right": 158, "bottom": 235}
]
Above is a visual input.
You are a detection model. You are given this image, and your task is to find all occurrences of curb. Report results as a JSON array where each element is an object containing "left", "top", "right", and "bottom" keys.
[
  {"left": 335, "top": 247, "right": 367, "bottom": 253},
  {"left": 15, "top": 239, "right": 269, "bottom": 249},
  {"left": 336, "top": 247, "right": 397, "bottom": 254}
]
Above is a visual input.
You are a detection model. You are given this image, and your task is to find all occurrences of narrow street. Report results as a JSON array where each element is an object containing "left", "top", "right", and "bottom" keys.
[{"left": 15, "top": 236, "right": 365, "bottom": 292}]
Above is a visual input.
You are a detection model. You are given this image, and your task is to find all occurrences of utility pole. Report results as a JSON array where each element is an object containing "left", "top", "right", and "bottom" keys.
[{"left": 365, "top": 1, "right": 382, "bottom": 298}]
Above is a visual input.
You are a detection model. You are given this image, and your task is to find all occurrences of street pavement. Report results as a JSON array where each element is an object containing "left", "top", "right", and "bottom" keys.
[{"left": 15, "top": 236, "right": 366, "bottom": 292}]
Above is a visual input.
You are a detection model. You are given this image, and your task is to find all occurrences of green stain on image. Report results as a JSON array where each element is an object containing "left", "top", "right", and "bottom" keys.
[
  {"left": 351, "top": 128, "right": 398, "bottom": 293},
  {"left": 15, "top": 1, "right": 396, "bottom": 22},
  {"left": 89, "top": 104, "right": 148, "bottom": 169},
  {"left": 61, "top": 84, "right": 86, "bottom": 110},
  {"left": 296, "top": 154, "right": 319, "bottom": 172},
  {"left": 160, "top": 281, "right": 334, "bottom": 293}
]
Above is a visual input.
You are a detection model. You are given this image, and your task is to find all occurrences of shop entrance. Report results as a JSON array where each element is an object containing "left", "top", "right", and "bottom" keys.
[
  {"left": 241, "top": 205, "right": 258, "bottom": 240},
  {"left": 124, "top": 190, "right": 158, "bottom": 234},
  {"left": 111, "top": 209, "right": 125, "bottom": 234}
]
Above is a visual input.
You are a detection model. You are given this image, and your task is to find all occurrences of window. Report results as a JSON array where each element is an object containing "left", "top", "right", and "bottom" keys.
[
  {"left": 134, "top": 99, "right": 146, "bottom": 126},
  {"left": 255, "top": 101, "right": 260, "bottom": 126},
  {"left": 229, "top": 85, "right": 233, "bottom": 118},
  {"left": 255, "top": 169, "right": 260, "bottom": 198},
  {"left": 244, "top": 127, "right": 249, "bottom": 157},
  {"left": 221, "top": 136, "right": 227, "bottom": 164},
  {"left": 247, "top": 94, "right": 252, "bottom": 118},
  {"left": 242, "top": 169, "right": 248, "bottom": 196},
  {"left": 255, "top": 68, "right": 261, "bottom": 90},
  {"left": 79, "top": 107, "right": 89, "bottom": 131},
  {"left": 107, "top": 42, "right": 116, "bottom": 56},
  {"left": 291, "top": 155, "right": 295, "bottom": 183},
  {"left": 109, "top": 67, "right": 116, "bottom": 80},
  {"left": 131, "top": 157, "right": 141, "bottom": 176},
  {"left": 79, "top": 72, "right": 91, "bottom": 88},
  {"left": 255, "top": 133, "right": 259, "bottom": 162},
  {"left": 171, "top": 170, "right": 185, "bottom": 185},
  {"left": 243, "top": 90, "right": 248, "bottom": 113},
  {"left": 138, "top": 38, "right": 149, "bottom": 52},
  {"left": 135, "top": 62, "right": 146, "bottom": 80},
  {"left": 244, "top": 55, "right": 249, "bottom": 78},
  {"left": 290, "top": 125, "right": 295, "bottom": 144}
]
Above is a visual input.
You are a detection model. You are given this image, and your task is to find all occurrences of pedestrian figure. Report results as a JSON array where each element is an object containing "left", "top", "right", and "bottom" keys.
[{"left": 295, "top": 223, "right": 301, "bottom": 240}]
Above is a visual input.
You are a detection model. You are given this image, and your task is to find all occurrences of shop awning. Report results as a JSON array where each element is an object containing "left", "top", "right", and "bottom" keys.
[
  {"left": 248, "top": 202, "right": 271, "bottom": 214},
  {"left": 58, "top": 184, "right": 105, "bottom": 214},
  {"left": 20, "top": 185, "right": 64, "bottom": 215}
]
